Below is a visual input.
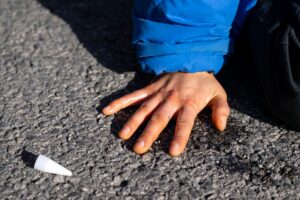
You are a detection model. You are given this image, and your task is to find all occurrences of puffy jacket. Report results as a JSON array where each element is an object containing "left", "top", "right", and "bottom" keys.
[{"left": 133, "top": 0, "right": 257, "bottom": 74}]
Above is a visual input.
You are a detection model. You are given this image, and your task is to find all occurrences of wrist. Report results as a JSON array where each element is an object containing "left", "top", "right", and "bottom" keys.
[{"left": 192, "top": 71, "right": 214, "bottom": 78}]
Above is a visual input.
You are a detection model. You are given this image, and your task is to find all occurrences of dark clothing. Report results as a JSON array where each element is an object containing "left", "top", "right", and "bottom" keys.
[{"left": 247, "top": 0, "right": 300, "bottom": 130}]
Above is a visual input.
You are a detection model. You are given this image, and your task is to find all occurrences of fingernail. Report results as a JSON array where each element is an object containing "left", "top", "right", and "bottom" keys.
[
  {"left": 120, "top": 126, "right": 130, "bottom": 137},
  {"left": 220, "top": 116, "right": 227, "bottom": 130},
  {"left": 135, "top": 139, "right": 144, "bottom": 149},
  {"left": 170, "top": 143, "right": 180, "bottom": 155}
]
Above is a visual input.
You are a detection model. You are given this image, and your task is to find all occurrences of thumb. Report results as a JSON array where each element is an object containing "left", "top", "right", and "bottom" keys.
[{"left": 209, "top": 95, "right": 230, "bottom": 131}]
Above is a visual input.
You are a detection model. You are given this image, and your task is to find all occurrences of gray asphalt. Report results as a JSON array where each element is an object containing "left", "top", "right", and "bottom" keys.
[{"left": 1, "top": 0, "right": 300, "bottom": 199}]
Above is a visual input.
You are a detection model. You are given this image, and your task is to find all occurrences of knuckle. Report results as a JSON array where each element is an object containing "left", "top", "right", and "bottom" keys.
[
  {"left": 177, "top": 119, "right": 192, "bottom": 128},
  {"left": 218, "top": 105, "right": 230, "bottom": 115},
  {"left": 221, "top": 91, "right": 228, "bottom": 99},
  {"left": 151, "top": 113, "right": 167, "bottom": 123},
  {"left": 129, "top": 115, "right": 142, "bottom": 125},
  {"left": 166, "top": 90, "right": 179, "bottom": 103},
  {"left": 141, "top": 131, "right": 156, "bottom": 141},
  {"left": 216, "top": 109, "right": 230, "bottom": 118},
  {"left": 140, "top": 102, "right": 152, "bottom": 112},
  {"left": 184, "top": 99, "right": 199, "bottom": 112},
  {"left": 145, "top": 83, "right": 156, "bottom": 92},
  {"left": 157, "top": 88, "right": 167, "bottom": 96},
  {"left": 168, "top": 89, "right": 179, "bottom": 98},
  {"left": 223, "top": 106, "right": 230, "bottom": 114},
  {"left": 173, "top": 134, "right": 187, "bottom": 142}
]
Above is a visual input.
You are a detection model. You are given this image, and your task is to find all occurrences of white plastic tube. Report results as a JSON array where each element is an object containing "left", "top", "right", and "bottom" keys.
[{"left": 34, "top": 155, "right": 72, "bottom": 176}]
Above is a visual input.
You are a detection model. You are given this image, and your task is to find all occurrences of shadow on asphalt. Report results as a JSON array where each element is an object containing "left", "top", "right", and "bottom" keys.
[
  {"left": 37, "top": 0, "right": 286, "bottom": 155},
  {"left": 38, "top": 0, "right": 136, "bottom": 74}
]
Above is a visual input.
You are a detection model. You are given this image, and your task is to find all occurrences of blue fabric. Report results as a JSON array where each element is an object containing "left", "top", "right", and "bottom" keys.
[{"left": 132, "top": 0, "right": 257, "bottom": 75}]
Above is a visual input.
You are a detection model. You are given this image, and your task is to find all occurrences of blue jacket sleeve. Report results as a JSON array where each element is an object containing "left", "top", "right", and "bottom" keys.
[{"left": 132, "top": 0, "right": 256, "bottom": 75}]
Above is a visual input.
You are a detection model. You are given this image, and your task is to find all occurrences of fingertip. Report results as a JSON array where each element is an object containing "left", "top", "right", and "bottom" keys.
[
  {"left": 210, "top": 98, "right": 230, "bottom": 132},
  {"left": 215, "top": 115, "right": 228, "bottom": 132},
  {"left": 169, "top": 152, "right": 181, "bottom": 157},
  {"left": 169, "top": 142, "right": 182, "bottom": 157},
  {"left": 133, "top": 139, "right": 146, "bottom": 154},
  {"left": 118, "top": 126, "right": 131, "bottom": 140},
  {"left": 102, "top": 106, "right": 113, "bottom": 115}
]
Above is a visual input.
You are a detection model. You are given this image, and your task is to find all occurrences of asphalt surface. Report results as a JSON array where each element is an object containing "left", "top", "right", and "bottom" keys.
[{"left": 1, "top": 0, "right": 300, "bottom": 199}]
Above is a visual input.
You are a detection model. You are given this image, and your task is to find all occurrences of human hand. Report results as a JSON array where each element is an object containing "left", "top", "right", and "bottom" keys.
[{"left": 102, "top": 72, "right": 230, "bottom": 156}]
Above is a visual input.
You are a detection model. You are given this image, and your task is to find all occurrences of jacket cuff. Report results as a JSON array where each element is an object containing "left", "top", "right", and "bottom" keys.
[
  {"left": 133, "top": 16, "right": 231, "bottom": 75},
  {"left": 138, "top": 51, "right": 225, "bottom": 75}
]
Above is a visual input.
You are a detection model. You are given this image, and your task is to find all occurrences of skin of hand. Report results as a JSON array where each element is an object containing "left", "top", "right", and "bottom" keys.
[{"left": 102, "top": 72, "right": 230, "bottom": 156}]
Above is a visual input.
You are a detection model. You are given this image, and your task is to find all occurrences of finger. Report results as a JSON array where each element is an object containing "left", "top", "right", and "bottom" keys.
[
  {"left": 169, "top": 101, "right": 198, "bottom": 157},
  {"left": 133, "top": 91, "right": 180, "bottom": 154},
  {"left": 210, "top": 95, "right": 230, "bottom": 132},
  {"left": 118, "top": 93, "right": 163, "bottom": 140},
  {"left": 102, "top": 84, "right": 156, "bottom": 115}
]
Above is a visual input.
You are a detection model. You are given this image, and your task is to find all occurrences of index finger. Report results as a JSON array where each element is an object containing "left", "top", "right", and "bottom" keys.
[{"left": 102, "top": 85, "right": 156, "bottom": 115}]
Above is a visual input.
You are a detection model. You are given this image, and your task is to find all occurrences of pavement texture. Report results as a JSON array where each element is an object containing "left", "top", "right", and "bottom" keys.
[{"left": 1, "top": 0, "right": 300, "bottom": 199}]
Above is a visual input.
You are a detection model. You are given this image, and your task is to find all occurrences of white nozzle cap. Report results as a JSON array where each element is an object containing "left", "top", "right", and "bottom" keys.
[{"left": 34, "top": 155, "right": 72, "bottom": 176}]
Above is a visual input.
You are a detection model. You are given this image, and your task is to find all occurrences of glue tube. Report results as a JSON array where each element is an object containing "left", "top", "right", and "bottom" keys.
[{"left": 22, "top": 150, "right": 72, "bottom": 176}]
